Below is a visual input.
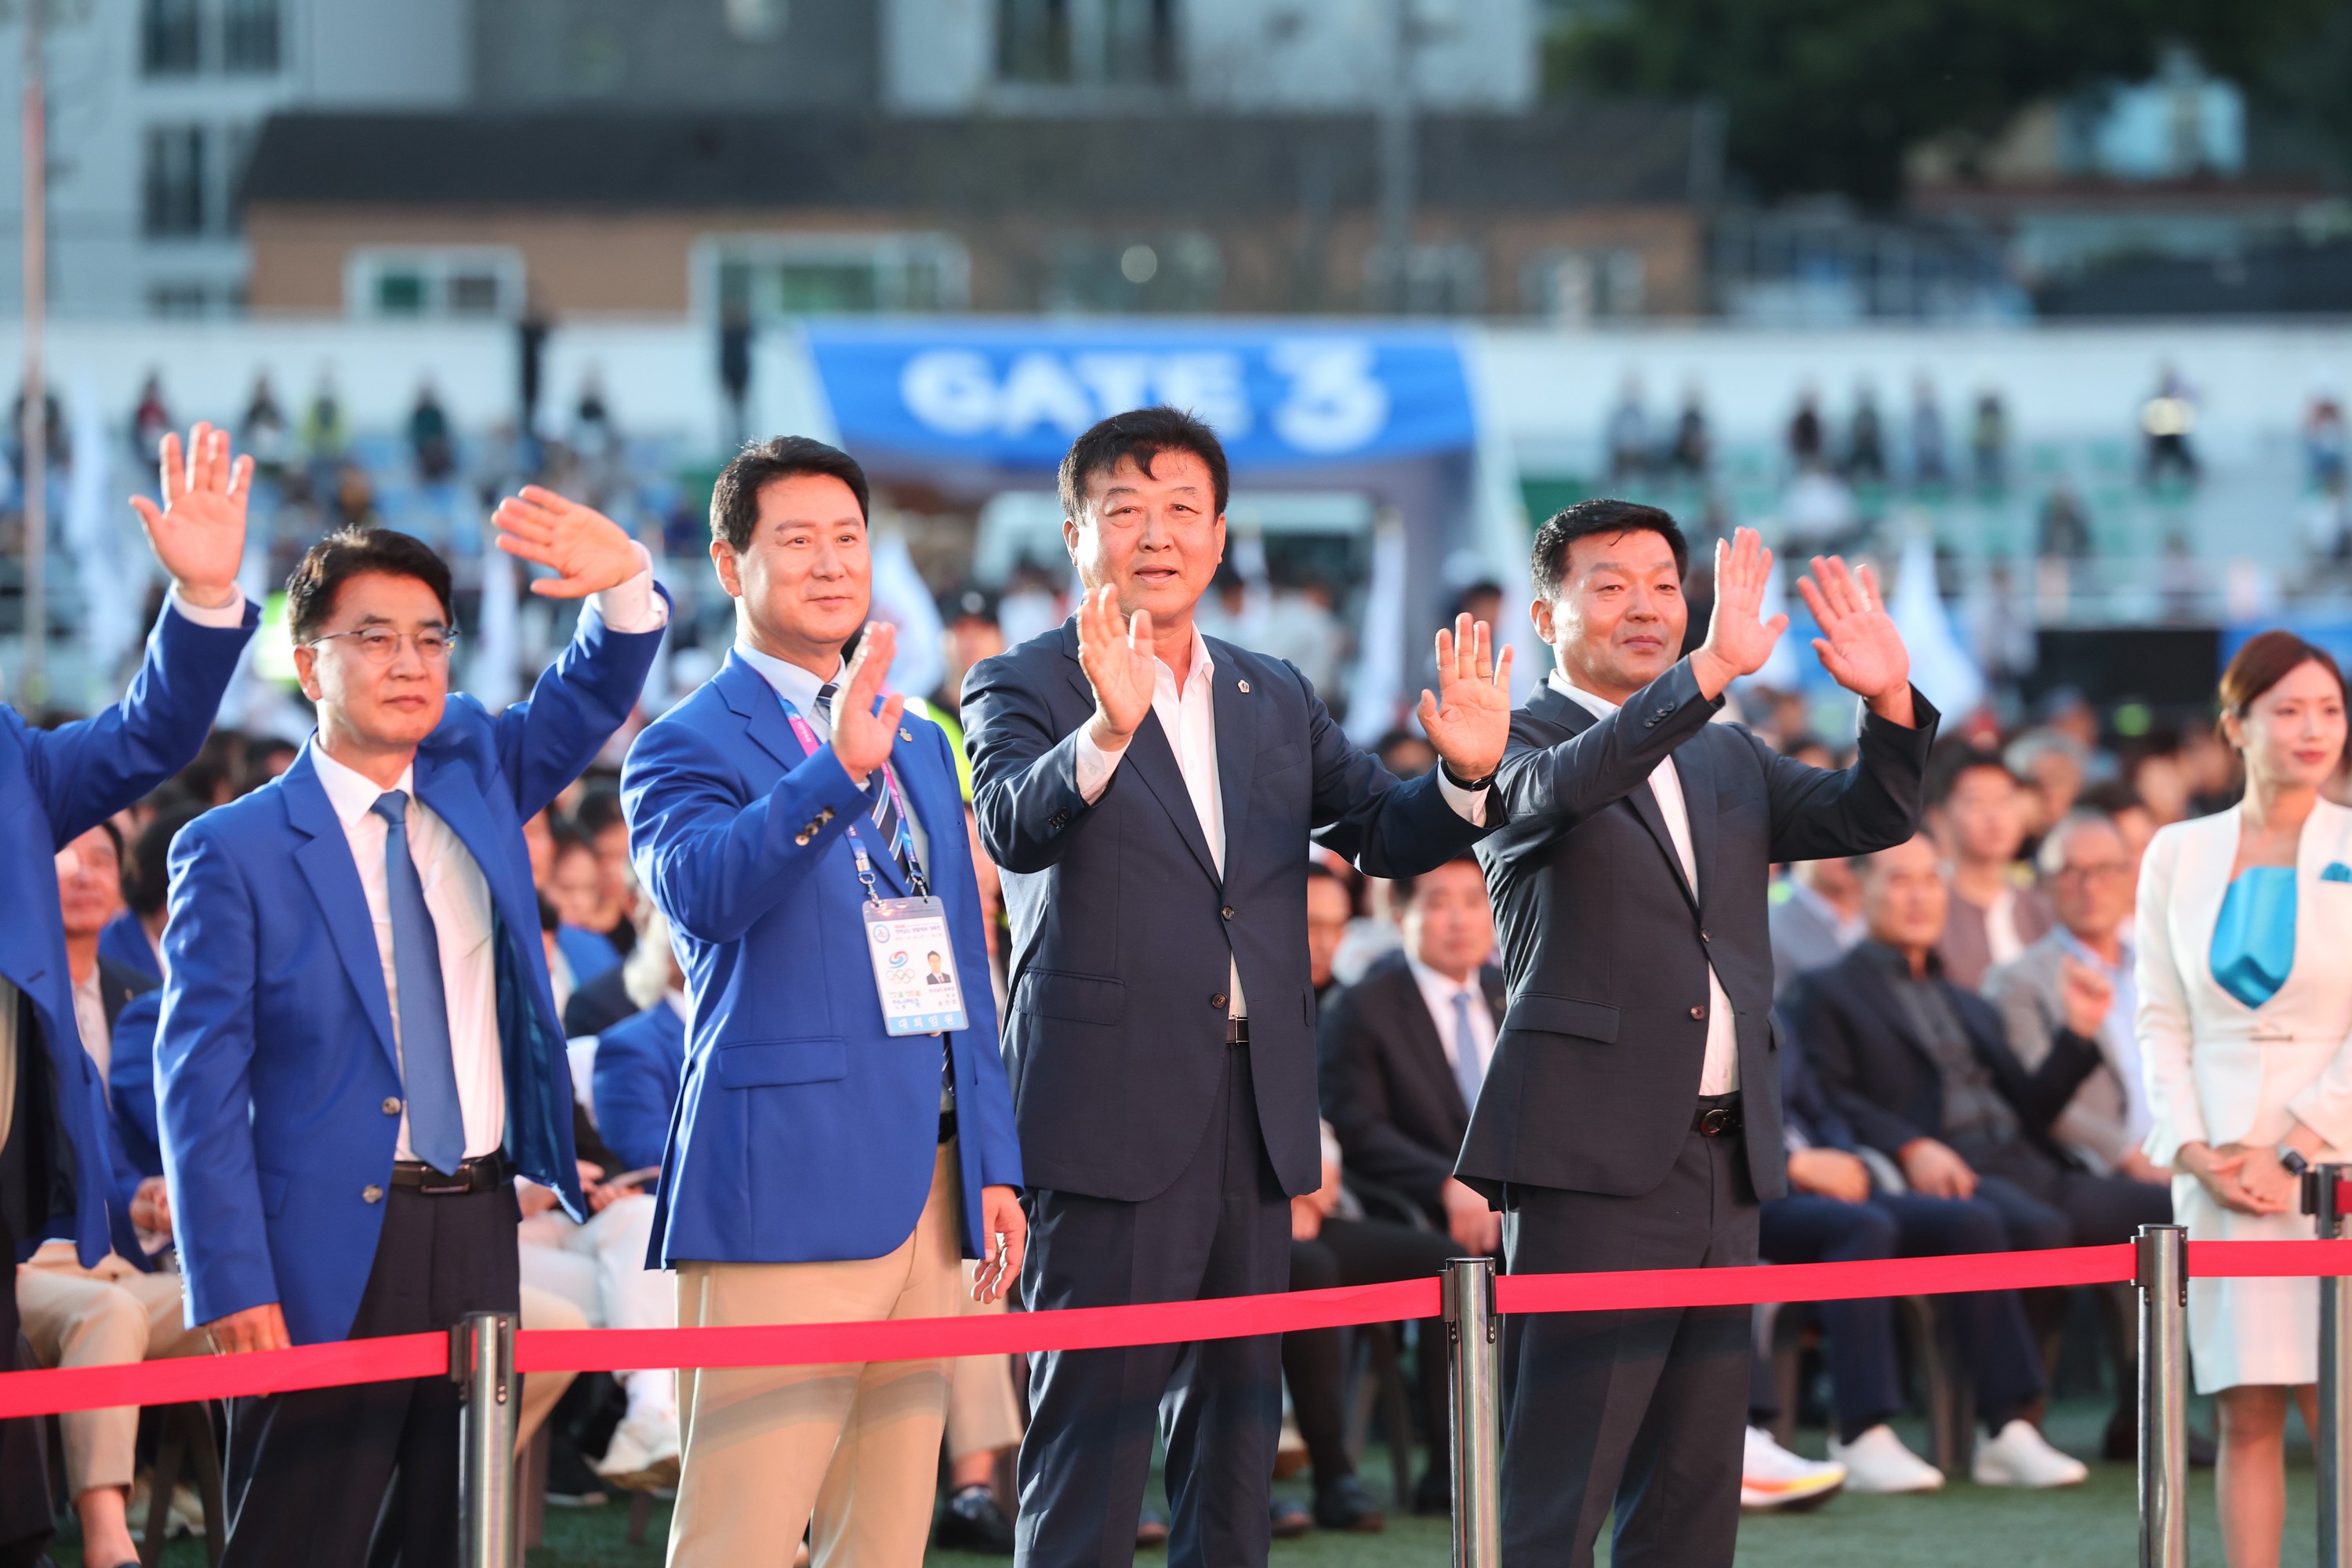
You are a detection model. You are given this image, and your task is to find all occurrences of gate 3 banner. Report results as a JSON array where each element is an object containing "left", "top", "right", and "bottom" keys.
[{"left": 802, "top": 321, "right": 1476, "bottom": 474}]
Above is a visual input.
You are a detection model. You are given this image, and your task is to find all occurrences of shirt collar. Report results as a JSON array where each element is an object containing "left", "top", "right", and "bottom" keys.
[
  {"left": 1160, "top": 624, "right": 1216, "bottom": 695},
  {"left": 1548, "top": 669, "right": 1621, "bottom": 719},
  {"left": 2059, "top": 928, "right": 2132, "bottom": 976},
  {"left": 1861, "top": 938, "right": 1944, "bottom": 982},
  {"left": 734, "top": 641, "right": 847, "bottom": 719},
  {"left": 309, "top": 743, "right": 416, "bottom": 829},
  {"left": 1406, "top": 951, "right": 1479, "bottom": 1002}
]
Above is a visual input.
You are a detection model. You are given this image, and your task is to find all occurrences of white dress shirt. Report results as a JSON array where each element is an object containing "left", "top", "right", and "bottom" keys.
[
  {"left": 731, "top": 641, "right": 931, "bottom": 867},
  {"left": 1551, "top": 670, "right": 1739, "bottom": 1094},
  {"left": 311, "top": 747, "right": 506, "bottom": 1162},
  {"left": 71, "top": 967, "right": 111, "bottom": 1091},
  {"left": 1406, "top": 953, "right": 1497, "bottom": 1087},
  {"left": 1074, "top": 625, "right": 1488, "bottom": 1019}
]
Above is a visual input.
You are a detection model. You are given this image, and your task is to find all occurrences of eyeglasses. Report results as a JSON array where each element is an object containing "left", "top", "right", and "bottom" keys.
[
  {"left": 306, "top": 627, "right": 459, "bottom": 665},
  {"left": 2053, "top": 862, "right": 2132, "bottom": 882}
]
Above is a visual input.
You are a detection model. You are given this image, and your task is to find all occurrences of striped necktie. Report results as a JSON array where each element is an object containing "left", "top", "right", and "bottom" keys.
[{"left": 815, "top": 681, "right": 916, "bottom": 887}]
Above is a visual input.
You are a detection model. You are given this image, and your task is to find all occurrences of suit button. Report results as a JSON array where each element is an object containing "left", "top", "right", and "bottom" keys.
[
  {"left": 1210, "top": 993, "right": 1229, "bottom": 1010},
  {"left": 1221, "top": 906, "right": 1235, "bottom": 920},
  {"left": 382, "top": 1097, "right": 401, "bottom": 1116},
  {"left": 361, "top": 1185, "right": 384, "bottom": 1204},
  {"left": 820, "top": 806, "right": 836, "bottom": 822},
  {"left": 795, "top": 830, "right": 814, "bottom": 847},
  {"left": 1050, "top": 811, "right": 1069, "bottom": 829},
  {"left": 1700, "top": 930, "right": 1711, "bottom": 942},
  {"left": 1689, "top": 1005, "right": 1706, "bottom": 1021}
]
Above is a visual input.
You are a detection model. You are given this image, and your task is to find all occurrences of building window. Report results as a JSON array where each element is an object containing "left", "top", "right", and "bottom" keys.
[
  {"left": 1363, "top": 242, "right": 1485, "bottom": 315},
  {"left": 997, "top": 0, "right": 1174, "bottom": 87},
  {"left": 222, "top": 0, "right": 281, "bottom": 73},
  {"left": 142, "top": 0, "right": 201, "bottom": 75},
  {"left": 1524, "top": 249, "right": 1646, "bottom": 323},
  {"left": 703, "top": 234, "right": 971, "bottom": 320},
  {"left": 1044, "top": 232, "right": 1221, "bottom": 313},
  {"left": 143, "top": 126, "right": 206, "bottom": 237},
  {"left": 346, "top": 249, "right": 526, "bottom": 319}
]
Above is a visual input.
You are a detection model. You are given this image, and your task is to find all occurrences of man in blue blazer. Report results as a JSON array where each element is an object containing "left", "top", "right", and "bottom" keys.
[
  {"left": 623, "top": 436, "right": 1022, "bottom": 1568},
  {"left": 961, "top": 407, "right": 1512, "bottom": 1568},
  {"left": 0, "top": 422, "right": 255, "bottom": 1555},
  {"left": 591, "top": 991, "right": 684, "bottom": 1178},
  {"left": 158, "top": 492, "right": 667, "bottom": 1568}
]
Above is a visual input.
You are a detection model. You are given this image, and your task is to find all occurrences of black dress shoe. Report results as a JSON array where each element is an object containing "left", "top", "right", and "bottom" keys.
[
  {"left": 1270, "top": 1495, "right": 1313, "bottom": 1539},
  {"left": 1312, "top": 1472, "right": 1385, "bottom": 1532},
  {"left": 935, "top": 1483, "right": 1017, "bottom": 1554},
  {"left": 1413, "top": 1468, "right": 1452, "bottom": 1517}
]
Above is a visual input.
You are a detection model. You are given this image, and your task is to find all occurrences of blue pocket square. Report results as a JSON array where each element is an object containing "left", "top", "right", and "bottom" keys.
[{"left": 2325, "top": 862, "right": 2352, "bottom": 884}]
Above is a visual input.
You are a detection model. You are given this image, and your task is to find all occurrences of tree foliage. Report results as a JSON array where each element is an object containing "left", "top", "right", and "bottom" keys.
[{"left": 1548, "top": 0, "right": 2332, "bottom": 206}]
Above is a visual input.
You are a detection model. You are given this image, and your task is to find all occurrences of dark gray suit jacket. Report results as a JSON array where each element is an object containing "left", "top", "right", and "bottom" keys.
[{"left": 1457, "top": 660, "right": 1938, "bottom": 1202}]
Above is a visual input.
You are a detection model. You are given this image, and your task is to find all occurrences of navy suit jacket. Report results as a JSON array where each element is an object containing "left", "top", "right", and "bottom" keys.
[
  {"left": 962, "top": 618, "right": 1494, "bottom": 1203},
  {"left": 158, "top": 604, "right": 663, "bottom": 1344},
  {"left": 591, "top": 999, "right": 684, "bottom": 1177},
  {"left": 0, "top": 600, "right": 254, "bottom": 1265},
  {"left": 622, "top": 652, "right": 1020, "bottom": 1267}
]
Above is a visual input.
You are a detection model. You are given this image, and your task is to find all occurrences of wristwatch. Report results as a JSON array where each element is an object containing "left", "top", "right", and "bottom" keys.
[{"left": 2280, "top": 1145, "right": 2312, "bottom": 1178}]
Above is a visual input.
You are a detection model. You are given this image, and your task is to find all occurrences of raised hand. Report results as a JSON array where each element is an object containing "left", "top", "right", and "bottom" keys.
[
  {"left": 1796, "top": 556, "right": 1915, "bottom": 723},
  {"left": 1075, "top": 583, "right": 1157, "bottom": 750},
  {"left": 1416, "top": 613, "right": 1513, "bottom": 783},
  {"left": 1689, "top": 528, "right": 1788, "bottom": 699},
  {"left": 129, "top": 423, "right": 250, "bottom": 609},
  {"left": 492, "top": 485, "right": 643, "bottom": 598},
  {"left": 830, "top": 621, "right": 906, "bottom": 782},
  {"left": 2059, "top": 955, "right": 2115, "bottom": 1040}
]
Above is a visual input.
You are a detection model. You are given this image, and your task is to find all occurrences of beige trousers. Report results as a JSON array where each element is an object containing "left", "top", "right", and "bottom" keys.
[
  {"left": 16, "top": 1248, "right": 207, "bottom": 1496},
  {"left": 516, "top": 1283, "right": 586, "bottom": 1454},
  {"left": 667, "top": 1142, "right": 964, "bottom": 1568},
  {"left": 945, "top": 1262, "right": 1024, "bottom": 1462}
]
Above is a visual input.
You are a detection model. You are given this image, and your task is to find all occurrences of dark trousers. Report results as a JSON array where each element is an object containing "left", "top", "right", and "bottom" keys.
[
  {"left": 1015, "top": 1041, "right": 1290, "bottom": 1568},
  {"left": 1498, "top": 1127, "right": 1757, "bottom": 1568},
  {"left": 1753, "top": 1193, "right": 2045, "bottom": 1439},
  {"left": 1284, "top": 1216, "right": 1455, "bottom": 1487},
  {"left": 1955, "top": 1139, "right": 2174, "bottom": 1251},
  {"left": 220, "top": 1183, "right": 521, "bottom": 1568}
]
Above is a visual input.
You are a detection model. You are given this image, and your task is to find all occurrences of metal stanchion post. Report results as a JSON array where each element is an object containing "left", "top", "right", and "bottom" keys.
[
  {"left": 452, "top": 1310, "right": 518, "bottom": 1568},
  {"left": 1443, "top": 1256, "right": 1501, "bottom": 1568},
  {"left": 2136, "top": 1224, "right": 2188, "bottom": 1568},
  {"left": 2310, "top": 1163, "right": 2352, "bottom": 1568}
]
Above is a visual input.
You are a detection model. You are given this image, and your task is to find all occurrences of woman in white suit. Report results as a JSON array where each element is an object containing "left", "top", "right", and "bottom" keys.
[{"left": 2138, "top": 630, "right": 2352, "bottom": 1567}]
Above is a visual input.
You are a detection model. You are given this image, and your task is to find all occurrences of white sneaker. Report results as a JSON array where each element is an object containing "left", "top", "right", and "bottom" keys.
[
  {"left": 1740, "top": 1426, "right": 1846, "bottom": 1512},
  {"left": 594, "top": 1410, "right": 682, "bottom": 1492},
  {"left": 1971, "top": 1418, "right": 2089, "bottom": 1488},
  {"left": 1828, "top": 1424, "right": 1945, "bottom": 1493}
]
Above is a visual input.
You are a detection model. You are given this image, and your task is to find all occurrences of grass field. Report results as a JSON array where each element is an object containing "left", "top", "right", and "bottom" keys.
[{"left": 67, "top": 1397, "right": 2314, "bottom": 1566}]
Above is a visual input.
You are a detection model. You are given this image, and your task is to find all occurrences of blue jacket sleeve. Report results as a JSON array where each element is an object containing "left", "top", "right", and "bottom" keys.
[
  {"left": 961, "top": 652, "right": 1094, "bottom": 877},
  {"left": 930, "top": 723, "right": 1021, "bottom": 1191},
  {"left": 21, "top": 598, "right": 258, "bottom": 847},
  {"left": 154, "top": 820, "right": 279, "bottom": 1327},
  {"left": 622, "top": 708, "right": 878, "bottom": 947},
  {"left": 492, "top": 589, "right": 671, "bottom": 821},
  {"left": 592, "top": 1015, "right": 683, "bottom": 1176}
]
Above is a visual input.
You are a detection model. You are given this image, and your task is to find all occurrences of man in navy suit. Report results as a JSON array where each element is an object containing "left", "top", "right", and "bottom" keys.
[
  {"left": 158, "top": 491, "right": 667, "bottom": 1568},
  {"left": 622, "top": 437, "right": 1022, "bottom": 1568},
  {"left": 962, "top": 406, "right": 1512, "bottom": 1568},
  {"left": 0, "top": 423, "right": 256, "bottom": 1557}
]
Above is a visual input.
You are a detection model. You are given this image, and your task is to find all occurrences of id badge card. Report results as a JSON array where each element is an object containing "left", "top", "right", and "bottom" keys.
[{"left": 864, "top": 896, "right": 970, "bottom": 1036}]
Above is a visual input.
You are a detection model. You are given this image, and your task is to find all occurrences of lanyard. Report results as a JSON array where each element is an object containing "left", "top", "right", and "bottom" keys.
[{"left": 777, "top": 695, "right": 930, "bottom": 898}]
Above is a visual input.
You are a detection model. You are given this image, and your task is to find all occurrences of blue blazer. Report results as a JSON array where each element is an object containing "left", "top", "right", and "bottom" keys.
[
  {"left": 961, "top": 619, "right": 1494, "bottom": 1203},
  {"left": 97, "top": 912, "right": 160, "bottom": 986},
  {"left": 556, "top": 924, "right": 622, "bottom": 985},
  {"left": 157, "top": 604, "right": 665, "bottom": 1345},
  {"left": 108, "top": 989, "right": 165, "bottom": 1179},
  {"left": 621, "top": 652, "right": 1020, "bottom": 1267},
  {"left": 0, "top": 601, "right": 255, "bottom": 1266},
  {"left": 590, "top": 999, "right": 685, "bottom": 1176}
]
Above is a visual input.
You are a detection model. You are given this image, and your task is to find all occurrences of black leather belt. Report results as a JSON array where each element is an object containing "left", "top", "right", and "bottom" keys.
[
  {"left": 1227, "top": 1018, "right": 1249, "bottom": 1046},
  {"left": 1693, "top": 1094, "right": 1743, "bottom": 1139},
  {"left": 389, "top": 1155, "right": 508, "bottom": 1195}
]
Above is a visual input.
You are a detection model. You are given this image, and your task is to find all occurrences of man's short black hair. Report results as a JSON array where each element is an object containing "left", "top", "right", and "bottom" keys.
[
  {"left": 285, "top": 527, "right": 455, "bottom": 644},
  {"left": 710, "top": 435, "right": 870, "bottom": 554},
  {"left": 1530, "top": 499, "right": 1689, "bottom": 601},
  {"left": 1929, "top": 743, "right": 2022, "bottom": 807},
  {"left": 1058, "top": 406, "right": 1230, "bottom": 522}
]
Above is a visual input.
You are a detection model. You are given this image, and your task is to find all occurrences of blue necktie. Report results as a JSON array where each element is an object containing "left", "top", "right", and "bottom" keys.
[
  {"left": 1452, "top": 989, "right": 1484, "bottom": 1112},
  {"left": 374, "top": 791, "right": 466, "bottom": 1175}
]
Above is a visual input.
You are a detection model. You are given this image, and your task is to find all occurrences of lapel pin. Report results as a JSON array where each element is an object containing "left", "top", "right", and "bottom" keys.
[
  {"left": 898, "top": 728, "right": 914, "bottom": 742},
  {"left": 1237, "top": 679, "right": 1250, "bottom": 694}
]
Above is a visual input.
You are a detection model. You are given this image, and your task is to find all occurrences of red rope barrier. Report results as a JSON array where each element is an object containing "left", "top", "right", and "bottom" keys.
[{"left": 0, "top": 1238, "right": 2346, "bottom": 1421}]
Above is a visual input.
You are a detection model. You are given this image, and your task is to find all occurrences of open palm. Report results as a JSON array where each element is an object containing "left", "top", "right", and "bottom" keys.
[
  {"left": 1076, "top": 584, "right": 1156, "bottom": 742},
  {"left": 1416, "top": 613, "right": 1513, "bottom": 780},
  {"left": 492, "top": 485, "right": 643, "bottom": 598},
  {"left": 129, "top": 423, "right": 249, "bottom": 607},
  {"left": 1796, "top": 556, "right": 1909, "bottom": 702}
]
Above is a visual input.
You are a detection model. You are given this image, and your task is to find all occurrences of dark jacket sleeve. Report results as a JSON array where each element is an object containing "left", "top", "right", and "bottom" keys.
[
  {"left": 1318, "top": 981, "right": 1457, "bottom": 1212},
  {"left": 1294, "top": 659, "right": 1494, "bottom": 878},
  {"left": 962, "top": 649, "right": 1095, "bottom": 877},
  {"left": 1752, "top": 688, "right": 1940, "bottom": 863},
  {"left": 1774, "top": 1011, "right": 1860, "bottom": 1152},
  {"left": 1788, "top": 973, "right": 1936, "bottom": 1157},
  {"left": 1959, "top": 989, "right": 2105, "bottom": 1135},
  {"left": 1490, "top": 661, "right": 1721, "bottom": 840}
]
